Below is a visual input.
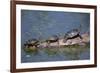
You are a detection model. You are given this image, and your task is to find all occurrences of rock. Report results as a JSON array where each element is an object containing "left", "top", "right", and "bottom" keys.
[
  {"left": 81, "top": 33, "right": 90, "bottom": 43},
  {"left": 59, "top": 33, "right": 89, "bottom": 46},
  {"left": 32, "top": 33, "right": 90, "bottom": 48},
  {"left": 38, "top": 42, "right": 48, "bottom": 48}
]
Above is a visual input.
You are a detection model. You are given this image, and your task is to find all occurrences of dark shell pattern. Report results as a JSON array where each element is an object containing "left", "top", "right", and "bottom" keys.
[{"left": 65, "top": 29, "right": 79, "bottom": 38}]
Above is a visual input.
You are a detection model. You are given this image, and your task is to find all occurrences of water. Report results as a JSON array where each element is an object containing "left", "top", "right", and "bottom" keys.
[
  {"left": 21, "top": 45, "right": 90, "bottom": 63},
  {"left": 21, "top": 10, "right": 90, "bottom": 63},
  {"left": 21, "top": 10, "right": 90, "bottom": 44}
]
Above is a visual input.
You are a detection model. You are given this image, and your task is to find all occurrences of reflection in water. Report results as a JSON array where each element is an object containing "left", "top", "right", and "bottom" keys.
[{"left": 21, "top": 44, "right": 90, "bottom": 63}]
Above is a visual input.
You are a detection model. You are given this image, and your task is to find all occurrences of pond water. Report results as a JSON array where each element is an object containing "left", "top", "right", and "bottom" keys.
[
  {"left": 21, "top": 44, "right": 90, "bottom": 63},
  {"left": 21, "top": 10, "right": 90, "bottom": 63}
]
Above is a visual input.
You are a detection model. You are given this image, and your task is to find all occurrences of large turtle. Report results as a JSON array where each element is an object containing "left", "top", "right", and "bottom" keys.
[{"left": 63, "top": 29, "right": 82, "bottom": 43}]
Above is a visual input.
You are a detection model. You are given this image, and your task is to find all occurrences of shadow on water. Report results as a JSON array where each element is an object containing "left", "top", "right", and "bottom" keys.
[{"left": 21, "top": 43, "right": 90, "bottom": 63}]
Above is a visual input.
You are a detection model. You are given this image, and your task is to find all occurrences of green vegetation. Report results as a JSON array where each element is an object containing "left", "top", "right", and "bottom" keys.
[
  {"left": 62, "top": 48, "right": 80, "bottom": 60},
  {"left": 24, "top": 47, "right": 38, "bottom": 55},
  {"left": 44, "top": 48, "right": 58, "bottom": 56},
  {"left": 23, "top": 43, "right": 90, "bottom": 59},
  {"left": 61, "top": 43, "right": 90, "bottom": 60}
]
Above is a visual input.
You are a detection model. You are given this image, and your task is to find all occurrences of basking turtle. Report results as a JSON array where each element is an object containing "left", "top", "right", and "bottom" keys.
[
  {"left": 24, "top": 39, "right": 39, "bottom": 48},
  {"left": 63, "top": 29, "right": 82, "bottom": 43},
  {"left": 45, "top": 35, "right": 59, "bottom": 47}
]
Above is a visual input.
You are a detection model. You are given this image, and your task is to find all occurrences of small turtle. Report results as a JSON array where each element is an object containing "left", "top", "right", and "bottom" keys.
[
  {"left": 63, "top": 29, "right": 82, "bottom": 43},
  {"left": 24, "top": 39, "right": 39, "bottom": 48},
  {"left": 45, "top": 35, "right": 59, "bottom": 47}
]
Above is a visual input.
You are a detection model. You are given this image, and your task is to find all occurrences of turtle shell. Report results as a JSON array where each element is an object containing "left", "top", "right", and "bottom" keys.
[
  {"left": 48, "top": 35, "right": 58, "bottom": 41},
  {"left": 65, "top": 29, "right": 79, "bottom": 38}
]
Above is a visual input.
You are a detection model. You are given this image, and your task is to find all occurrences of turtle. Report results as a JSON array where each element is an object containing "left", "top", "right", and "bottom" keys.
[
  {"left": 45, "top": 35, "right": 59, "bottom": 47},
  {"left": 63, "top": 29, "right": 82, "bottom": 43},
  {"left": 24, "top": 39, "right": 39, "bottom": 48}
]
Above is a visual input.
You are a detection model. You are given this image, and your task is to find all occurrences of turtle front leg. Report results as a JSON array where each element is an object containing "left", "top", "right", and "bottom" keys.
[{"left": 79, "top": 34, "right": 83, "bottom": 39}]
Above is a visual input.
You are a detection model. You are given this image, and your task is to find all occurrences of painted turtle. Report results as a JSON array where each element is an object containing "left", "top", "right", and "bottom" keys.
[
  {"left": 24, "top": 39, "right": 39, "bottom": 48},
  {"left": 63, "top": 29, "right": 82, "bottom": 43},
  {"left": 45, "top": 35, "right": 59, "bottom": 47}
]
